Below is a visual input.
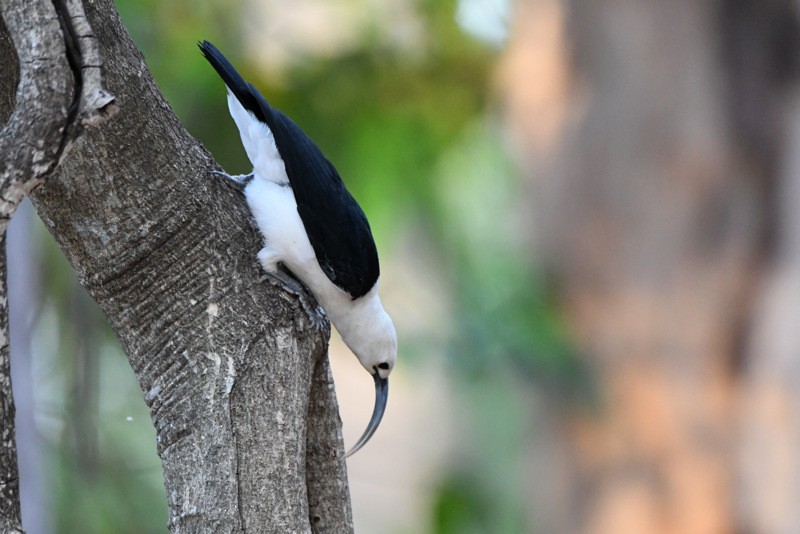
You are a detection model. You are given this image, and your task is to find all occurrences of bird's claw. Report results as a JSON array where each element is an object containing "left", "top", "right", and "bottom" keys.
[
  {"left": 209, "top": 169, "right": 254, "bottom": 186},
  {"left": 260, "top": 269, "right": 327, "bottom": 331}
]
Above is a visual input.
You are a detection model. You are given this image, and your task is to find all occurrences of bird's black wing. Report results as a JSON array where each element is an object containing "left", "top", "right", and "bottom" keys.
[{"left": 199, "top": 41, "right": 380, "bottom": 299}]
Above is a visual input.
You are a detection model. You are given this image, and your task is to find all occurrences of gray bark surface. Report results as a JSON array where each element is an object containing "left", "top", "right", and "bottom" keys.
[
  {"left": 0, "top": 0, "right": 76, "bottom": 530},
  {"left": 0, "top": 235, "right": 20, "bottom": 534},
  {"left": 0, "top": 0, "right": 353, "bottom": 531}
]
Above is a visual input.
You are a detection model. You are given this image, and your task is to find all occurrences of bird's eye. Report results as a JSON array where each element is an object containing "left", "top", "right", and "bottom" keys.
[{"left": 377, "top": 362, "right": 390, "bottom": 370}]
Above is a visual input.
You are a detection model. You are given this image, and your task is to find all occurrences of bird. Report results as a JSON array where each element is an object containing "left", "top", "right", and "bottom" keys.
[{"left": 199, "top": 41, "right": 396, "bottom": 457}]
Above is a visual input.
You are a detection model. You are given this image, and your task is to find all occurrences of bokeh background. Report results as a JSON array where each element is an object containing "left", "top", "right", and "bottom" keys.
[{"left": 8, "top": 0, "right": 800, "bottom": 532}]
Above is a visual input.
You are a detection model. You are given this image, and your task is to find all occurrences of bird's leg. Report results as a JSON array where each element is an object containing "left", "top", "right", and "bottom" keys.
[
  {"left": 261, "top": 269, "right": 327, "bottom": 332},
  {"left": 209, "top": 169, "right": 254, "bottom": 186},
  {"left": 257, "top": 247, "right": 326, "bottom": 331}
]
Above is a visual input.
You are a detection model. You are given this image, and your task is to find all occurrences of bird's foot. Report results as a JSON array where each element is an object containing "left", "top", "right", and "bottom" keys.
[
  {"left": 260, "top": 269, "right": 327, "bottom": 331},
  {"left": 209, "top": 169, "right": 254, "bottom": 186}
]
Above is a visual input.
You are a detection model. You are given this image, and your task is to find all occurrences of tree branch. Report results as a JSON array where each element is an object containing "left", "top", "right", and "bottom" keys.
[
  {"left": 0, "top": 0, "right": 71, "bottom": 223},
  {"left": 60, "top": 0, "right": 116, "bottom": 127}
]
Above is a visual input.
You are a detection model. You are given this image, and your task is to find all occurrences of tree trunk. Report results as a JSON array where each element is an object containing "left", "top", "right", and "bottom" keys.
[
  {"left": 0, "top": 0, "right": 353, "bottom": 531},
  {"left": 502, "top": 0, "right": 800, "bottom": 532}
]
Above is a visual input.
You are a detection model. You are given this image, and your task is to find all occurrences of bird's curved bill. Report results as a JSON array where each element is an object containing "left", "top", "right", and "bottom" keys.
[{"left": 344, "top": 373, "right": 389, "bottom": 458}]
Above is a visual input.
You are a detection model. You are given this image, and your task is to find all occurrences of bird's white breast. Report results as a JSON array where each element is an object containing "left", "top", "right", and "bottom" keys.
[
  {"left": 245, "top": 178, "right": 316, "bottom": 266},
  {"left": 244, "top": 175, "right": 353, "bottom": 319}
]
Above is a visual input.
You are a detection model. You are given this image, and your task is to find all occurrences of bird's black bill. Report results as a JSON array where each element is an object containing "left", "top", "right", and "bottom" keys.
[{"left": 344, "top": 373, "right": 389, "bottom": 458}]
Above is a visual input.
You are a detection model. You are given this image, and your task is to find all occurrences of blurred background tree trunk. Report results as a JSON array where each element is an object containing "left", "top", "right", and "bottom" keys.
[
  {"left": 501, "top": 0, "right": 800, "bottom": 532},
  {"left": 8, "top": 201, "right": 50, "bottom": 534}
]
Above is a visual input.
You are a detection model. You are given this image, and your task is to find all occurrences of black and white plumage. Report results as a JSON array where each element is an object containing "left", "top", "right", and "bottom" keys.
[{"left": 200, "top": 41, "right": 396, "bottom": 456}]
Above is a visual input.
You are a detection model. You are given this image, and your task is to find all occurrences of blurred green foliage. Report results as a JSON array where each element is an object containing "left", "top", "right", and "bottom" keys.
[{"left": 23, "top": 0, "right": 585, "bottom": 532}]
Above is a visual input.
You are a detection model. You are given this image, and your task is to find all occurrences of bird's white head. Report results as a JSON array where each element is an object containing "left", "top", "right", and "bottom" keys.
[
  {"left": 352, "top": 307, "right": 397, "bottom": 379},
  {"left": 331, "top": 285, "right": 397, "bottom": 379}
]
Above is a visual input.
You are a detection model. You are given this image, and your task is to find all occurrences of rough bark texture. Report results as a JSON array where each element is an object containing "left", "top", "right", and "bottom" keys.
[
  {"left": 0, "top": 235, "right": 20, "bottom": 534},
  {"left": 0, "top": 0, "right": 76, "bottom": 530},
  {"left": 0, "top": 0, "right": 71, "bottom": 223},
  {"left": 0, "top": 0, "right": 353, "bottom": 531},
  {"left": 502, "top": 0, "right": 800, "bottom": 532}
]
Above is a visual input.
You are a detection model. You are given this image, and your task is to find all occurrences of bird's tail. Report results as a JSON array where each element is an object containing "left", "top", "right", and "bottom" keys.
[{"left": 198, "top": 41, "right": 268, "bottom": 123}]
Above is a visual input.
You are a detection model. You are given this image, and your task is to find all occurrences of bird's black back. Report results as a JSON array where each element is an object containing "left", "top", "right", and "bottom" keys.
[{"left": 199, "top": 41, "right": 380, "bottom": 299}]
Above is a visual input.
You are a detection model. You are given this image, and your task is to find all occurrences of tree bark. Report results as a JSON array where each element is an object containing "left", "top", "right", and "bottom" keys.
[
  {"left": 0, "top": 0, "right": 353, "bottom": 532},
  {"left": 0, "top": 234, "right": 21, "bottom": 534},
  {"left": 0, "top": 0, "right": 82, "bottom": 530}
]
